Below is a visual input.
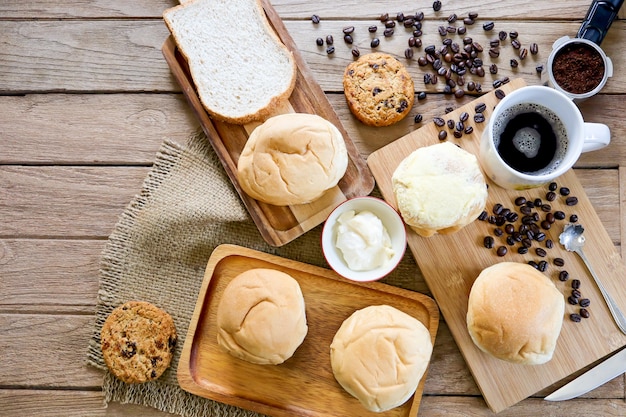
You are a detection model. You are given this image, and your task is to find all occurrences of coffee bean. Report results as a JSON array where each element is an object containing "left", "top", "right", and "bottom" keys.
[
  {"left": 546, "top": 239, "right": 554, "bottom": 249},
  {"left": 566, "top": 196, "right": 579, "bottom": 206},
  {"left": 379, "top": 13, "right": 389, "bottom": 22},
  {"left": 483, "top": 21, "right": 495, "bottom": 31},
  {"left": 396, "top": 12, "right": 405, "bottom": 22},
  {"left": 385, "top": 20, "right": 396, "bottom": 28},
  {"left": 415, "top": 11, "right": 425, "bottom": 21},
  {"left": 454, "top": 89, "right": 465, "bottom": 98},
  {"left": 371, "top": 38, "right": 380, "bottom": 48},
  {"left": 535, "top": 232, "right": 546, "bottom": 242},
  {"left": 438, "top": 130, "right": 448, "bottom": 140},
  {"left": 517, "top": 247, "right": 528, "bottom": 254},
  {"left": 546, "top": 191, "right": 556, "bottom": 201},
  {"left": 418, "top": 56, "right": 428, "bottom": 66},
  {"left": 559, "top": 187, "right": 570, "bottom": 196},
  {"left": 536, "top": 64, "right": 544, "bottom": 73},
  {"left": 509, "top": 31, "right": 519, "bottom": 39},
  {"left": 342, "top": 26, "right": 355, "bottom": 34},
  {"left": 474, "top": 113, "right": 485, "bottom": 123},
  {"left": 511, "top": 39, "right": 521, "bottom": 49},
  {"left": 535, "top": 248, "right": 547, "bottom": 257},
  {"left": 405, "top": 48, "right": 414, "bottom": 59},
  {"left": 315, "top": 37, "right": 324, "bottom": 46},
  {"left": 458, "top": 26, "right": 467, "bottom": 35},
  {"left": 530, "top": 42, "right": 539, "bottom": 55},
  {"left": 529, "top": 260, "right": 539, "bottom": 269},
  {"left": 489, "top": 63, "right": 498, "bottom": 74},
  {"left": 522, "top": 238, "right": 532, "bottom": 248},
  {"left": 368, "top": 25, "right": 378, "bottom": 33},
  {"left": 539, "top": 260, "right": 548, "bottom": 272},
  {"left": 496, "top": 246, "right": 508, "bottom": 256},
  {"left": 510, "top": 58, "right": 519, "bottom": 68},
  {"left": 474, "top": 102, "right": 487, "bottom": 113},
  {"left": 572, "top": 289, "right": 582, "bottom": 299},
  {"left": 344, "top": 34, "right": 353, "bottom": 44},
  {"left": 546, "top": 212, "right": 555, "bottom": 224},
  {"left": 559, "top": 270, "right": 569, "bottom": 281},
  {"left": 580, "top": 308, "right": 590, "bottom": 319},
  {"left": 384, "top": 28, "right": 394, "bottom": 37},
  {"left": 549, "top": 182, "right": 558, "bottom": 191},
  {"left": 457, "top": 111, "right": 468, "bottom": 123},
  {"left": 540, "top": 220, "right": 551, "bottom": 230},
  {"left": 568, "top": 295, "right": 579, "bottom": 305},
  {"left": 572, "top": 279, "right": 581, "bottom": 289},
  {"left": 326, "top": 35, "right": 334, "bottom": 45},
  {"left": 552, "top": 258, "right": 564, "bottom": 267},
  {"left": 412, "top": 114, "right": 423, "bottom": 124},
  {"left": 416, "top": 91, "right": 426, "bottom": 101},
  {"left": 554, "top": 210, "right": 566, "bottom": 220},
  {"left": 570, "top": 214, "right": 578, "bottom": 222},
  {"left": 326, "top": 46, "right": 335, "bottom": 54},
  {"left": 464, "top": 126, "right": 474, "bottom": 135},
  {"left": 519, "top": 48, "right": 528, "bottom": 60},
  {"left": 580, "top": 298, "right": 591, "bottom": 308},
  {"left": 484, "top": 236, "right": 495, "bottom": 249},
  {"left": 433, "top": 0, "right": 442, "bottom": 11},
  {"left": 495, "top": 89, "right": 506, "bottom": 99},
  {"left": 453, "top": 130, "right": 462, "bottom": 138},
  {"left": 311, "top": 14, "right": 320, "bottom": 24},
  {"left": 570, "top": 313, "right": 582, "bottom": 322}
]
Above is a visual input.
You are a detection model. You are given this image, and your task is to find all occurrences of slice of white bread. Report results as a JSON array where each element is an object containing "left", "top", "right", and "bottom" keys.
[{"left": 163, "top": 0, "right": 297, "bottom": 124}]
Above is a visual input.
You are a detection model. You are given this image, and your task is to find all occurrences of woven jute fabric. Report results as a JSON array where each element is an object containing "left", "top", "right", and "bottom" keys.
[{"left": 86, "top": 130, "right": 421, "bottom": 416}]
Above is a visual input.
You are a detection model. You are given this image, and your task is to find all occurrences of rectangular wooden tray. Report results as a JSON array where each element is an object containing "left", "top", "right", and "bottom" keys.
[
  {"left": 367, "top": 78, "right": 626, "bottom": 412},
  {"left": 161, "top": 0, "right": 374, "bottom": 247},
  {"left": 177, "top": 244, "right": 439, "bottom": 417}
]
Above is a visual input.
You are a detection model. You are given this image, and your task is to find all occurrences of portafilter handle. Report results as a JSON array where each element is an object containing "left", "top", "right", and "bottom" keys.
[{"left": 577, "top": 0, "right": 624, "bottom": 45}]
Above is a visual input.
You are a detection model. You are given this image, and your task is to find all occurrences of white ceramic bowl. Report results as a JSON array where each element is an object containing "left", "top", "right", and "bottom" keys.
[{"left": 321, "top": 196, "right": 407, "bottom": 282}]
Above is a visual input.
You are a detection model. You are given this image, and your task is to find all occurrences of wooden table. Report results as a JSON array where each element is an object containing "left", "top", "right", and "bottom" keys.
[{"left": 2, "top": 1, "right": 626, "bottom": 416}]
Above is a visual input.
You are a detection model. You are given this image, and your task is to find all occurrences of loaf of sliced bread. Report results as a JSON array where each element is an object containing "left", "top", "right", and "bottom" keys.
[{"left": 163, "top": 0, "right": 297, "bottom": 124}]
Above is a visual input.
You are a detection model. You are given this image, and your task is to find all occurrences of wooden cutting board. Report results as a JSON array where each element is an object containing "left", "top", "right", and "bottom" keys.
[
  {"left": 162, "top": 0, "right": 374, "bottom": 247},
  {"left": 177, "top": 244, "right": 439, "bottom": 417},
  {"left": 368, "top": 78, "right": 626, "bottom": 413}
]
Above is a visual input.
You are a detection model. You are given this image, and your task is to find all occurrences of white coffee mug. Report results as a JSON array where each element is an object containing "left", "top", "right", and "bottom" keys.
[{"left": 479, "top": 85, "right": 610, "bottom": 190}]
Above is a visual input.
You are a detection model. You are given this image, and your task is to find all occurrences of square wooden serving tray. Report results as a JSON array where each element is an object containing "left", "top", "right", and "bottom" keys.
[
  {"left": 161, "top": 0, "right": 374, "bottom": 247},
  {"left": 367, "top": 78, "right": 626, "bottom": 412},
  {"left": 177, "top": 244, "right": 440, "bottom": 417}
]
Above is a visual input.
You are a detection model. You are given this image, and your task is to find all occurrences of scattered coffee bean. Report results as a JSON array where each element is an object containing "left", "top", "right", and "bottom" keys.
[
  {"left": 536, "top": 248, "right": 547, "bottom": 257},
  {"left": 568, "top": 295, "right": 579, "bottom": 305},
  {"left": 529, "top": 260, "right": 539, "bottom": 269},
  {"left": 546, "top": 239, "right": 554, "bottom": 249},
  {"left": 566, "top": 196, "right": 579, "bottom": 206},
  {"left": 559, "top": 187, "right": 570, "bottom": 196},
  {"left": 559, "top": 270, "right": 570, "bottom": 281},
  {"left": 342, "top": 26, "right": 355, "bottom": 34},
  {"left": 496, "top": 246, "right": 508, "bottom": 256},
  {"left": 572, "top": 279, "right": 581, "bottom": 289},
  {"left": 509, "top": 30, "right": 519, "bottom": 39},
  {"left": 484, "top": 236, "right": 495, "bottom": 248},
  {"left": 553, "top": 257, "right": 565, "bottom": 267},
  {"left": 572, "top": 289, "right": 582, "bottom": 299},
  {"left": 530, "top": 42, "right": 539, "bottom": 55},
  {"left": 474, "top": 113, "right": 485, "bottom": 123},
  {"left": 447, "top": 119, "right": 455, "bottom": 129},
  {"left": 580, "top": 308, "right": 590, "bottom": 319},
  {"left": 538, "top": 260, "right": 548, "bottom": 272},
  {"left": 510, "top": 58, "right": 519, "bottom": 68},
  {"left": 546, "top": 191, "right": 556, "bottom": 201},
  {"left": 368, "top": 25, "right": 378, "bottom": 33},
  {"left": 379, "top": 13, "right": 389, "bottom": 22},
  {"left": 549, "top": 182, "right": 558, "bottom": 191},
  {"left": 405, "top": 48, "right": 414, "bottom": 59},
  {"left": 519, "top": 48, "right": 528, "bottom": 60},
  {"left": 536, "top": 64, "right": 544, "bottom": 73},
  {"left": 438, "top": 130, "right": 448, "bottom": 140},
  {"left": 385, "top": 20, "right": 396, "bottom": 28},
  {"left": 475, "top": 102, "right": 487, "bottom": 113},
  {"left": 495, "top": 89, "right": 506, "bottom": 99},
  {"left": 570, "top": 313, "right": 582, "bottom": 322},
  {"left": 315, "top": 37, "right": 324, "bottom": 46},
  {"left": 433, "top": 0, "right": 442, "bottom": 11},
  {"left": 570, "top": 214, "right": 578, "bottom": 223},
  {"left": 326, "top": 35, "right": 334, "bottom": 45},
  {"left": 554, "top": 210, "right": 566, "bottom": 220},
  {"left": 518, "top": 246, "right": 529, "bottom": 254},
  {"left": 311, "top": 14, "right": 320, "bottom": 24},
  {"left": 371, "top": 38, "right": 380, "bottom": 48},
  {"left": 414, "top": 114, "right": 423, "bottom": 123},
  {"left": 351, "top": 47, "right": 360, "bottom": 58},
  {"left": 483, "top": 21, "right": 495, "bottom": 31},
  {"left": 511, "top": 39, "right": 521, "bottom": 49},
  {"left": 489, "top": 63, "right": 498, "bottom": 74},
  {"left": 326, "top": 46, "right": 335, "bottom": 54},
  {"left": 384, "top": 28, "right": 394, "bottom": 37},
  {"left": 344, "top": 34, "right": 354, "bottom": 44},
  {"left": 580, "top": 298, "right": 591, "bottom": 308}
]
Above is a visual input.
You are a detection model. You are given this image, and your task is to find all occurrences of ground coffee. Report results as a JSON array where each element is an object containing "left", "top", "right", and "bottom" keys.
[{"left": 552, "top": 42, "right": 605, "bottom": 94}]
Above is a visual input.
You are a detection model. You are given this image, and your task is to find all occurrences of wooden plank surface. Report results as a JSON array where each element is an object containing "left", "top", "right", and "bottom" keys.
[{"left": 2, "top": 0, "right": 626, "bottom": 416}]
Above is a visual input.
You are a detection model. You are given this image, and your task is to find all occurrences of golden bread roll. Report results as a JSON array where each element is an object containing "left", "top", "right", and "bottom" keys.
[
  {"left": 330, "top": 305, "right": 433, "bottom": 412},
  {"left": 466, "top": 262, "right": 565, "bottom": 365},
  {"left": 392, "top": 142, "right": 488, "bottom": 237},
  {"left": 237, "top": 113, "right": 348, "bottom": 206},
  {"left": 216, "top": 268, "right": 308, "bottom": 365}
]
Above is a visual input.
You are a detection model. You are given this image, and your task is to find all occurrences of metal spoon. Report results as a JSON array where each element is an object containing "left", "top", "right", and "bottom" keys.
[{"left": 559, "top": 223, "right": 626, "bottom": 334}]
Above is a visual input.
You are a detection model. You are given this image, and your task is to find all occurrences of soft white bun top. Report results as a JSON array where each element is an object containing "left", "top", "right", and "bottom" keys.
[
  {"left": 330, "top": 305, "right": 433, "bottom": 412},
  {"left": 237, "top": 113, "right": 348, "bottom": 206},
  {"left": 216, "top": 268, "right": 308, "bottom": 365}
]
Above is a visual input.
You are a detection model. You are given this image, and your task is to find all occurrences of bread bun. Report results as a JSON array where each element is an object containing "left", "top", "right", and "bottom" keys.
[
  {"left": 216, "top": 268, "right": 308, "bottom": 365},
  {"left": 466, "top": 262, "right": 565, "bottom": 365},
  {"left": 330, "top": 305, "right": 433, "bottom": 412},
  {"left": 163, "top": 0, "right": 297, "bottom": 124},
  {"left": 237, "top": 113, "right": 349, "bottom": 206},
  {"left": 392, "top": 142, "right": 488, "bottom": 237}
]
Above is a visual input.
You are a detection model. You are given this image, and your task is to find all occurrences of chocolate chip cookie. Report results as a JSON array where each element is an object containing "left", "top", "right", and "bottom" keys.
[
  {"left": 343, "top": 52, "right": 415, "bottom": 127},
  {"left": 101, "top": 301, "right": 177, "bottom": 384}
]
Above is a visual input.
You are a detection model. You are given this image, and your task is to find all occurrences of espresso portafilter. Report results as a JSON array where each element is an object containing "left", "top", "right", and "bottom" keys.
[{"left": 542, "top": 0, "right": 623, "bottom": 101}]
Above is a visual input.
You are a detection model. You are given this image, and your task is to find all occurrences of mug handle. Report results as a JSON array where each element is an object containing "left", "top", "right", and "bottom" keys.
[{"left": 582, "top": 122, "right": 611, "bottom": 152}]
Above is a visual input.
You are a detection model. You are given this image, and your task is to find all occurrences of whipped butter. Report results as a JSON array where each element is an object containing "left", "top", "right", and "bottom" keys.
[{"left": 335, "top": 210, "right": 394, "bottom": 271}]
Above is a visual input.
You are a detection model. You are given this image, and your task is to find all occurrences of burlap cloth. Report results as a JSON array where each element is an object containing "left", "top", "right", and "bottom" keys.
[{"left": 87, "top": 130, "right": 422, "bottom": 416}]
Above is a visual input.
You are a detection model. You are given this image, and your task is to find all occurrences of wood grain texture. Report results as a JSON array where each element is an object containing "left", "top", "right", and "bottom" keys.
[
  {"left": 368, "top": 79, "right": 626, "bottom": 412},
  {"left": 178, "top": 244, "right": 439, "bottom": 417}
]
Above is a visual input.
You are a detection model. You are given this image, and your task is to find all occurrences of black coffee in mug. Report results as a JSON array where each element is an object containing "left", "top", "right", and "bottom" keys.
[{"left": 493, "top": 103, "right": 568, "bottom": 175}]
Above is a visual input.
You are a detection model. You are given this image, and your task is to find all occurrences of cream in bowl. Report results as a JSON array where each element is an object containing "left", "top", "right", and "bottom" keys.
[{"left": 322, "top": 197, "right": 407, "bottom": 282}]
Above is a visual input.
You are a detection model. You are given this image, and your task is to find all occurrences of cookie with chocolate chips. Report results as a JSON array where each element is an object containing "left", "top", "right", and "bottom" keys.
[
  {"left": 101, "top": 301, "right": 177, "bottom": 384},
  {"left": 343, "top": 52, "right": 415, "bottom": 126}
]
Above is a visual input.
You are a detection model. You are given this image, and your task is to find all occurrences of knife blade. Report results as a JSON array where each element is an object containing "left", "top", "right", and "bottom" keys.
[{"left": 544, "top": 347, "right": 626, "bottom": 401}]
